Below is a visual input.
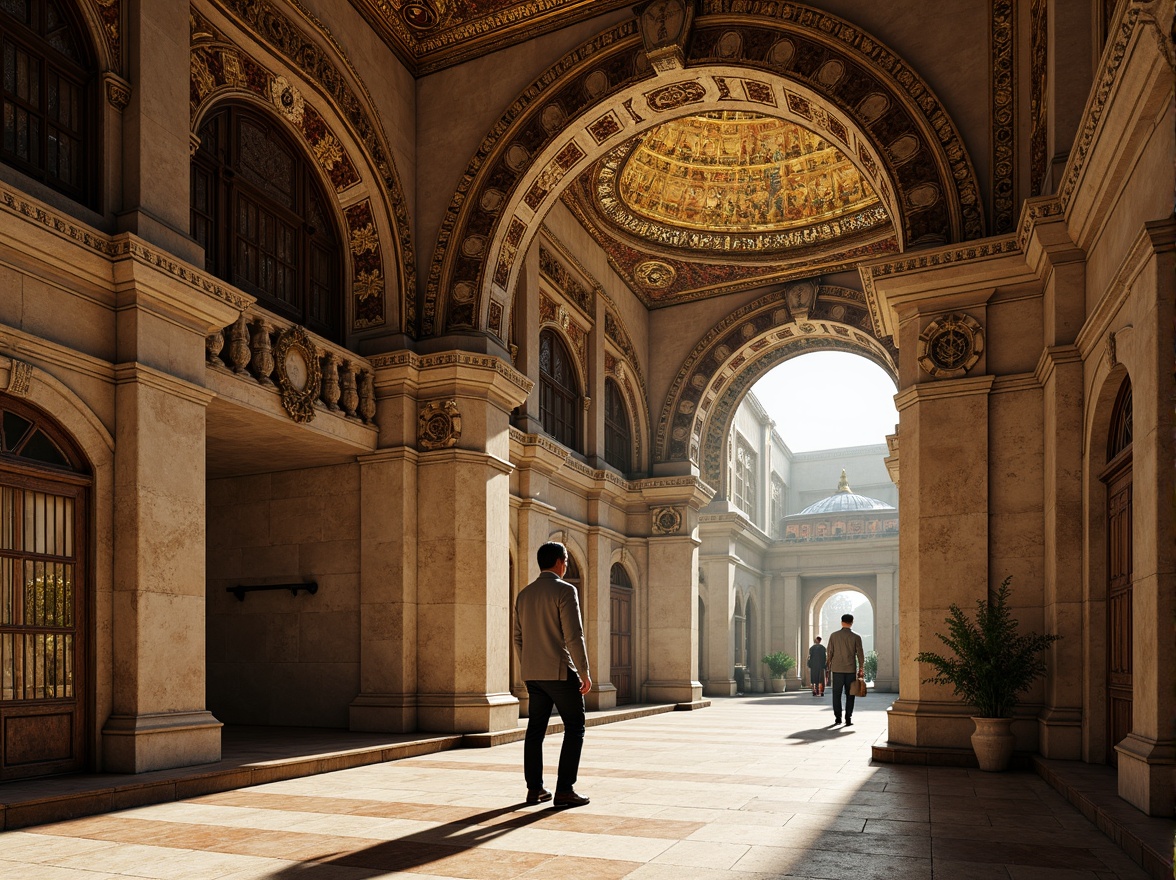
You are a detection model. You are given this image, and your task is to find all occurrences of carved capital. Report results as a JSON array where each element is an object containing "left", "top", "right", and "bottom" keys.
[
  {"left": 103, "top": 72, "right": 132, "bottom": 111},
  {"left": 419, "top": 399, "right": 462, "bottom": 450}
]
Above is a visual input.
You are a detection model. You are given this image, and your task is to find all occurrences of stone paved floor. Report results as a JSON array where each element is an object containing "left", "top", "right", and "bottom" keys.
[{"left": 0, "top": 693, "right": 1153, "bottom": 879}]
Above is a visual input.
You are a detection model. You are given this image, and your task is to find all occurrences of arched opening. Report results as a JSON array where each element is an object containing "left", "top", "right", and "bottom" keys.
[
  {"left": 0, "top": 0, "right": 97, "bottom": 207},
  {"left": 1101, "top": 376, "right": 1132, "bottom": 766},
  {"left": 191, "top": 103, "right": 346, "bottom": 341},
  {"left": 538, "top": 328, "right": 582, "bottom": 452},
  {"left": 0, "top": 392, "right": 91, "bottom": 780},
  {"left": 603, "top": 378, "right": 632, "bottom": 474},
  {"left": 608, "top": 562, "right": 633, "bottom": 705}
]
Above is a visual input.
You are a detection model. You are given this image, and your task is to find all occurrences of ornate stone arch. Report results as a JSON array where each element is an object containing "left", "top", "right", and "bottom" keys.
[
  {"left": 190, "top": 1, "right": 415, "bottom": 334},
  {"left": 656, "top": 282, "right": 897, "bottom": 486},
  {"left": 423, "top": 2, "right": 984, "bottom": 339},
  {"left": 73, "top": 0, "right": 121, "bottom": 75}
]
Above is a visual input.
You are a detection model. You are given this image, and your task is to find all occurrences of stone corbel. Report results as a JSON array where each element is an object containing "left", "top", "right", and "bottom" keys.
[
  {"left": 3, "top": 356, "right": 33, "bottom": 397},
  {"left": 103, "top": 71, "right": 132, "bottom": 111},
  {"left": 635, "top": 0, "right": 695, "bottom": 75}
]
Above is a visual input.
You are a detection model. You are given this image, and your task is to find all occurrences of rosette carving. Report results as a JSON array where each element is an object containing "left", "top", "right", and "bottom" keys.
[
  {"left": 917, "top": 313, "right": 984, "bottom": 378},
  {"left": 651, "top": 506, "right": 683, "bottom": 535},
  {"left": 418, "top": 399, "right": 462, "bottom": 450}
]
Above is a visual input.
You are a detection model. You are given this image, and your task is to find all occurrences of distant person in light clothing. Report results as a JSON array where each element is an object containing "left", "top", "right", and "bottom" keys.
[
  {"left": 513, "top": 541, "right": 592, "bottom": 807},
  {"left": 826, "top": 613, "right": 865, "bottom": 726}
]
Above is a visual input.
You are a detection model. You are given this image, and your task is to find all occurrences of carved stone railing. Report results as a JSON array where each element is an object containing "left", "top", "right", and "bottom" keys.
[{"left": 205, "top": 309, "right": 376, "bottom": 427}]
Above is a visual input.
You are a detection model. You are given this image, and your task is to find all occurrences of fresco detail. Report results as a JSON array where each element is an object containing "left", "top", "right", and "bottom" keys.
[{"left": 613, "top": 112, "right": 881, "bottom": 234}]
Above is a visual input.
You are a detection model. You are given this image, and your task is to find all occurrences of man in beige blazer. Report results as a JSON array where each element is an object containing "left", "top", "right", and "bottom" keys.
[
  {"left": 826, "top": 612, "right": 865, "bottom": 726},
  {"left": 513, "top": 541, "right": 592, "bottom": 807}
]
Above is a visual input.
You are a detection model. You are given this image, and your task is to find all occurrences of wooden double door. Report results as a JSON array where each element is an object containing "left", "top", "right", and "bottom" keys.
[{"left": 609, "top": 564, "right": 633, "bottom": 705}]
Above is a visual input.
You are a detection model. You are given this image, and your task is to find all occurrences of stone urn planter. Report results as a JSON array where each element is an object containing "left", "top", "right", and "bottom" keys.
[
  {"left": 970, "top": 717, "right": 1015, "bottom": 771},
  {"left": 761, "top": 652, "right": 795, "bottom": 694},
  {"left": 769, "top": 677, "right": 787, "bottom": 693}
]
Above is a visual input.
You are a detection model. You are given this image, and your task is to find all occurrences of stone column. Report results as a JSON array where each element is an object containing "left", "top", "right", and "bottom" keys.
[
  {"left": 584, "top": 292, "right": 606, "bottom": 468},
  {"left": 412, "top": 354, "right": 532, "bottom": 733},
  {"left": 700, "top": 555, "right": 735, "bottom": 696},
  {"left": 584, "top": 527, "right": 616, "bottom": 710},
  {"left": 874, "top": 568, "right": 899, "bottom": 692},
  {"left": 512, "top": 248, "right": 543, "bottom": 433},
  {"left": 779, "top": 574, "right": 802, "bottom": 690},
  {"left": 119, "top": 0, "right": 202, "bottom": 265},
  {"left": 101, "top": 247, "right": 241, "bottom": 773},
  {"left": 887, "top": 373, "right": 994, "bottom": 749}
]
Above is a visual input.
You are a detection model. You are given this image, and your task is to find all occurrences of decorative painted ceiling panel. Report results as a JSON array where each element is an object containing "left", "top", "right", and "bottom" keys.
[{"left": 348, "top": 0, "right": 633, "bottom": 74}]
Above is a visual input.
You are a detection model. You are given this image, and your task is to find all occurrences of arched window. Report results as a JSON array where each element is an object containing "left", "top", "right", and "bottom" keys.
[
  {"left": 1107, "top": 377, "right": 1132, "bottom": 462},
  {"left": 1, "top": 0, "right": 94, "bottom": 205},
  {"left": 603, "top": 378, "right": 631, "bottom": 473},
  {"left": 538, "top": 328, "right": 580, "bottom": 451},
  {"left": 191, "top": 105, "right": 344, "bottom": 340}
]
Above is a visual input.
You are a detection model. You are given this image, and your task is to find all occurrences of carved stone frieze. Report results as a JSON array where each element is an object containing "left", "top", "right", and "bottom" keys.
[
  {"left": 274, "top": 325, "right": 322, "bottom": 423},
  {"left": 991, "top": 0, "right": 1017, "bottom": 232},
  {"left": 651, "top": 506, "right": 683, "bottom": 535},
  {"left": 917, "top": 313, "right": 985, "bottom": 379},
  {"left": 419, "top": 399, "right": 462, "bottom": 450}
]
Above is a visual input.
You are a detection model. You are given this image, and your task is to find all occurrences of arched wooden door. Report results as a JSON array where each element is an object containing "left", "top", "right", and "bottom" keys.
[
  {"left": 609, "top": 564, "right": 633, "bottom": 704},
  {"left": 1102, "top": 378, "right": 1132, "bottom": 766},
  {"left": 0, "top": 397, "right": 89, "bottom": 780}
]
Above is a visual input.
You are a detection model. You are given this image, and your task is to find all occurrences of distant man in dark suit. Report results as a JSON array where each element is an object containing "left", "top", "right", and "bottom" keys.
[
  {"left": 513, "top": 541, "right": 592, "bottom": 807},
  {"left": 826, "top": 612, "right": 865, "bottom": 726}
]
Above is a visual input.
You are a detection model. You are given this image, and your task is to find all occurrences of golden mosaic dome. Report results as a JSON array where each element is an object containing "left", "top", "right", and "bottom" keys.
[{"left": 614, "top": 111, "right": 881, "bottom": 234}]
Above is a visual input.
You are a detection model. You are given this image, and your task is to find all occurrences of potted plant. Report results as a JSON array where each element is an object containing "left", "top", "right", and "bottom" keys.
[
  {"left": 762, "top": 651, "right": 796, "bottom": 693},
  {"left": 864, "top": 650, "right": 878, "bottom": 683},
  {"left": 915, "top": 577, "right": 1060, "bottom": 771}
]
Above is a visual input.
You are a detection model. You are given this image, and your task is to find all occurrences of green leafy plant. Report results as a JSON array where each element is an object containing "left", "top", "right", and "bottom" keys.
[
  {"left": 864, "top": 650, "right": 878, "bottom": 683},
  {"left": 762, "top": 651, "right": 796, "bottom": 678},
  {"left": 915, "top": 577, "right": 1060, "bottom": 718}
]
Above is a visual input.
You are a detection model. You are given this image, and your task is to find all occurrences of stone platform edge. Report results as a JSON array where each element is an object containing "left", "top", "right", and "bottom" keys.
[{"left": 0, "top": 703, "right": 688, "bottom": 831}]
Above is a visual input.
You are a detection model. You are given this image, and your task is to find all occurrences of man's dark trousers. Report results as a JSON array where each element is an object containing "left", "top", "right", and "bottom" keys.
[
  {"left": 831, "top": 672, "right": 857, "bottom": 721},
  {"left": 524, "top": 669, "right": 586, "bottom": 792}
]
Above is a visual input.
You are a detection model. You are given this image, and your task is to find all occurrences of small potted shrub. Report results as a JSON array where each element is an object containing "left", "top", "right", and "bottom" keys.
[
  {"left": 762, "top": 651, "right": 796, "bottom": 693},
  {"left": 915, "top": 577, "right": 1060, "bottom": 771}
]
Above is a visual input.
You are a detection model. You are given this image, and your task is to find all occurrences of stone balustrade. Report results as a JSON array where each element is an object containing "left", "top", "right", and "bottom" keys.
[{"left": 205, "top": 310, "right": 377, "bottom": 426}]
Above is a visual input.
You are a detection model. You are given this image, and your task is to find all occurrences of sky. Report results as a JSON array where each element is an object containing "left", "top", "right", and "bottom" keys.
[{"left": 749, "top": 351, "right": 899, "bottom": 452}]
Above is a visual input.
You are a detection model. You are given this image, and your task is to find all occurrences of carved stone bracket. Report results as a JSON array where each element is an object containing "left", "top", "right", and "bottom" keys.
[
  {"left": 4, "top": 357, "right": 33, "bottom": 397},
  {"left": 274, "top": 325, "right": 322, "bottom": 423},
  {"left": 419, "top": 399, "right": 462, "bottom": 450},
  {"left": 651, "top": 506, "right": 683, "bottom": 535},
  {"left": 103, "top": 72, "right": 132, "bottom": 111},
  {"left": 917, "top": 313, "right": 985, "bottom": 379},
  {"left": 636, "top": 0, "right": 695, "bottom": 74}
]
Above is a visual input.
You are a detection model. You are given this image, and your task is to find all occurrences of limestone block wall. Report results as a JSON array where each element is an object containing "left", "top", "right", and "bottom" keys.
[{"left": 206, "top": 464, "right": 362, "bottom": 727}]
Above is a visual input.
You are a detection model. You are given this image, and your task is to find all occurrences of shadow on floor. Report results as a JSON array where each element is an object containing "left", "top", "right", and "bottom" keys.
[{"left": 263, "top": 802, "right": 569, "bottom": 878}]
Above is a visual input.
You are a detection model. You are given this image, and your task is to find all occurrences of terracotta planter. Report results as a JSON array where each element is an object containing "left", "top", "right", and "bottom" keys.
[
  {"left": 770, "top": 677, "right": 787, "bottom": 693},
  {"left": 970, "top": 717, "right": 1015, "bottom": 771}
]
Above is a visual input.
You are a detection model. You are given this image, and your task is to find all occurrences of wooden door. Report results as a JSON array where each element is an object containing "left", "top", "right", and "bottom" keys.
[
  {"left": 1103, "top": 379, "right": 1132, "bottom": 766},
  {"left": 1, "top": 401, "right": 89, "bottom": 780},
  {"left": 609, "top": 564, "right": 633, "bottom": 704}
]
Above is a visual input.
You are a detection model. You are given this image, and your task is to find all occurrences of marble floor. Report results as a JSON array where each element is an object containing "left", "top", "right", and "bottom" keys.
[{"left": 0, "top": 693, "right": 1155, "bottom": 879}]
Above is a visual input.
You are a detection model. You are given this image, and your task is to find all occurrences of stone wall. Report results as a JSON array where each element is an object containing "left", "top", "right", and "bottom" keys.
[{"left": 206, "top": 464, "right": 362, "bottom": 727}]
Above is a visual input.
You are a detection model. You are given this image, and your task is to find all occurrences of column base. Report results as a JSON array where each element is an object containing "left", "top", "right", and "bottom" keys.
[
  {"left": 101, "top": 711, "right": 221, "bottom": 774},
  {"left": 646, "top": 680, "right": 702, "bottom": 704},
  {"left": 585, "top": 683, "right": 617, "bottom": 711},
  {"left": 872, "top": 677, "right": 898, "bottom": 693},
  {"left": 887, "top": 699, "right": 1041, "bottom": 752},
  {"left": 1037, "top": 706, "right": 1083, "bottom": 759},
  {"left": 1116, "top": 733, "right": 1176, "bottom": 817},
  {"left": 703, "top": 678, "right": 737, "bottom": 697},
  {"left": 349, "top": 693, "right": 417, "bottom": 733},
  {"left": 416, "top": 692, "right": 519, "bottom": 733}
]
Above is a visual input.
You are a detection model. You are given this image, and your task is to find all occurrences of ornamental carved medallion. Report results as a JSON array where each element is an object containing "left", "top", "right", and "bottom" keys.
[
  {"left": 917, "top": 313, "right": 984, "bottom": 379},
  {"left": 418, "top": 399, "right": 462, "bottom": 450},
  {"left": 651, "top": 506, "right": 683, "bottom": 535},
  {"left": 274, "top": 326, "right": 322, "bottom": 423}
]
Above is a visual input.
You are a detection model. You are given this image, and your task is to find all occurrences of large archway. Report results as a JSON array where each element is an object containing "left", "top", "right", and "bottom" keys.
[{"left": 420, "top": 3, "right": 983, "bottom": 342}]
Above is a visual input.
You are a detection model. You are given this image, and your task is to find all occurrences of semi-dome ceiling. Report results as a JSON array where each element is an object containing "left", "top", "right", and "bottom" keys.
[
  {"left": 612, "top": 111, "right": 883, "bottom": 235},
  {"left": 564, "top": 110, "right": 899, "bottom": 307}
]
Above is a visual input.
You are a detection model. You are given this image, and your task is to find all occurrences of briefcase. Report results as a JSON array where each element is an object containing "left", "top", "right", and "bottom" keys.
[{"left": 849, "top": 676, "right": 867, "bottom": 697}]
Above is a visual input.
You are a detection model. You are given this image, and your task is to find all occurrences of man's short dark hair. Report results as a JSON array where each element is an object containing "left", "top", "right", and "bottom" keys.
[
  {"left": 841, "top": 613, "right": 854, "bottom": 624},
  {"left": 537, "top": 541, "right": 568, "bottom": 570}
]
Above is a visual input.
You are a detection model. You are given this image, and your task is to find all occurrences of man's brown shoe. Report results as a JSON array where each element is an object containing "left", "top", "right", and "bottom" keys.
[
  {"left": 553, "top": 789, "right": 590, "bottom": 807},
  {"left": 526, "top": 788, "right": 552, "bottom": 804}
]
